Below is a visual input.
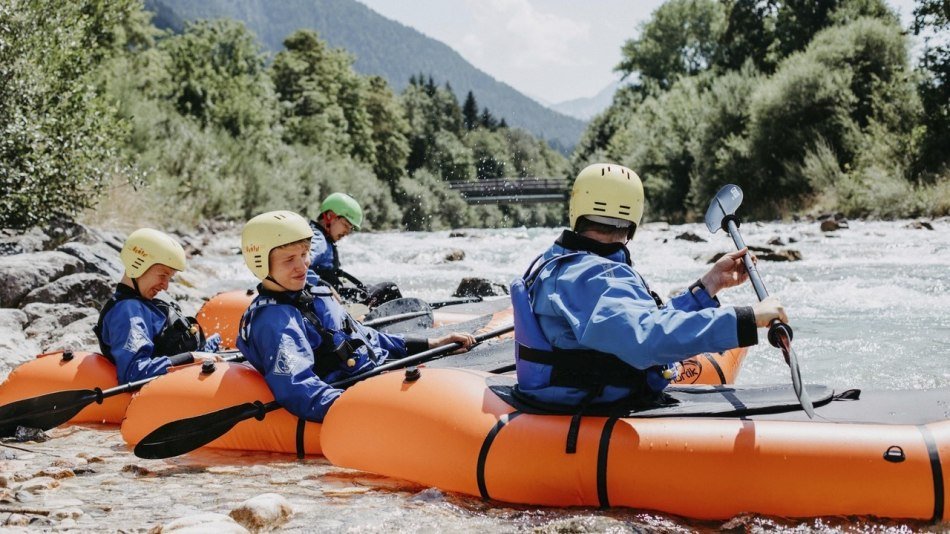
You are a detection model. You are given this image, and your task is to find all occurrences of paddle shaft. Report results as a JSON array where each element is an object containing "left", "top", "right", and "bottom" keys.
[{"left": 361, "top": 310, "right": 430, "bottom": 328}]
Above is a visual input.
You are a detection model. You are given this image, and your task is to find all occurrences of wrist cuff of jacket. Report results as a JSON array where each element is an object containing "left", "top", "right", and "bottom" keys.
[
  {"left": 167, "top": 352, "right": 195, "bottom": 366},
  {"left": 734, "top": 306, "right": 758, "bottom": 347},
  {"left": 404, "top": 336, "right": 428, "bottom": 354},
  {"left": 688, "top": 279, "right": 720, "bottom": 307}
]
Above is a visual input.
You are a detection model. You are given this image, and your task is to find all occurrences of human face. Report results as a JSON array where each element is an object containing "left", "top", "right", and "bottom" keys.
[
  {"left": 267, "top": 241, "right": 311, "bottom": 291},
  {"left": 326, "top": 213, "right": 354, "bottom": 242},
  {"left": 136, "top": 264, "right": 177, "bottom": 299}
]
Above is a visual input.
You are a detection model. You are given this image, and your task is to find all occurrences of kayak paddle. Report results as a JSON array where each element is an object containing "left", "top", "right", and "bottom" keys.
[
  {"left": 704, "top": 184, "right": 815, "bottom": 418},
  {"left": 0, "top": 351, "right": 244, "bottom": 437},
  {"left": 133, "top": 323, "right": 514, "bottom": 459},
  {"left": 363, "top": 297, "right": 433, "bottom": 331}
]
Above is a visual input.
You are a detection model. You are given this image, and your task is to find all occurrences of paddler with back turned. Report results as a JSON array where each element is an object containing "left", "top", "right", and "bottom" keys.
[
  {"left": 94, "top": 229, "right": 222, "bottom": 383},
  {"left": 511, "top": 163, "right": 788, "bottom": 411},
  {"left": 237, "top": 210, "right": 475, "bottom": 422}
]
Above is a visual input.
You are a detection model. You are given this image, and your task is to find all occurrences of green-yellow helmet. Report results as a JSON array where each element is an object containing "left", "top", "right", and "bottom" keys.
[
  {"left": 320, "top": 192, "right": 363, "bottom": 230},
  {"left": 242, "top": 211, "right": 314, "bottom": 280},
  {"left": 569, "top": 163, "right": 645, "bottom": 233},
  {"left": 120, "top": 228, "right": 186, "bottom": 279}
]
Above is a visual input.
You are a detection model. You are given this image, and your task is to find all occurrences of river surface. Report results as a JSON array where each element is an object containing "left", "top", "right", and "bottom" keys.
[{"left": 3, "top": 219, "right": 949, "bottom": 532}]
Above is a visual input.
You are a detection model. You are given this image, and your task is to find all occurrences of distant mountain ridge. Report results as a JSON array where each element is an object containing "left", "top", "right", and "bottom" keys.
[
  {"left": 551, "top": 81, "right": 623, "bottom": 121},
  {"left": 146, "top": 0, "right": 586, "bottom": 152}
]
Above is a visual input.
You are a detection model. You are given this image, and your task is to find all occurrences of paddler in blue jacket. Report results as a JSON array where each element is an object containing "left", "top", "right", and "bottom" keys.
[
  {"left": 512, "top": 163, "right": 788, "bottom": 409},
  {"left": 309, "top": 192, "right": 401, "bottom": 308},
  {"left": 237, "top": 210, "right": 475, "bottom": 422},
  {"left": 94, "top": 229, "right": 222, "bottom": 383}
]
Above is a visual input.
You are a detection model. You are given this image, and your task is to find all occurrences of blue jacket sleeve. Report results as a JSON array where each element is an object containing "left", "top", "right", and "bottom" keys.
[
  {"left": 539, "top": 258, "right": 741, "bottom": 368},
  {"left": 102, "top": 300, "right": 172, "bottom": 383},
  {"left": 309, "top": 231, "right": 334, "bottom": 272},
  {"left": 240, "top": 306, "right": 343, "bottom": 423}
]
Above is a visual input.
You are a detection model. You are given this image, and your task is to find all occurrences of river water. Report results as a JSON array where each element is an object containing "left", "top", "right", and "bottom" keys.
[{"left": 3, "top": 219, "right": 949, "bottom": 532}]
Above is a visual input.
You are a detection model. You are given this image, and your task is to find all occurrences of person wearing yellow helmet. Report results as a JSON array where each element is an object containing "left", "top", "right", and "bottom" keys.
[
  {"left": 237, "top": 210, "right": 475, "bottom": 422},
  {"left": 510, "top": 163, "right": 787, "bottom": 410},
  {"left": 309, "top": 192, "right": 402, "bottom": 308},
  {"left": 94, "top": 229, "right": 221, "bottom": 384}
]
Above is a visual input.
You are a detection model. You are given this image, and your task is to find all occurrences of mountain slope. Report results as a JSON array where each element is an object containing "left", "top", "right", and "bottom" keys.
[
  {"left": 147, "top": 0, "right": 585, "bottom": 152},
  {"left": 551, "top": 81, "right": 622, "bottom": 121}
]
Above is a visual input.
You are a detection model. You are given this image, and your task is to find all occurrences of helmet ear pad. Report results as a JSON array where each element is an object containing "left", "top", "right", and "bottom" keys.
[
  {"left": 241, "top": 211, "right": 314, "bottom": 281},
  {"left": 569, "top": 163, "right": 644, "bottom": 233},
  {"left": 120, "top": 228, "right": 187, "bottom": 279}
]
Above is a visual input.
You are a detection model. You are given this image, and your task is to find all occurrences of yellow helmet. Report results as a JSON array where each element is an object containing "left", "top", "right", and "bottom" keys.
[
  {"left": 242, "top": 210, "right": 314, "bottom": 280},
  {"left": 569, "top": 163, "right": 645, "bottom": 232},
  {"left": 120, "top": 228, "right": 186, "bottom": 279}
]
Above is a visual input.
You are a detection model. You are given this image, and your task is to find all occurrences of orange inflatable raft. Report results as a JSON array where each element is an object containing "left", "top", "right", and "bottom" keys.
[
  {"left": 118, "top": 342, "right": 747, "bottom": 455},
  {"left": 322, "top": 367, "right": 949, "bottom": 523},
  {"left": 0, "top": 351, "right": 130, "bottom": 424}
]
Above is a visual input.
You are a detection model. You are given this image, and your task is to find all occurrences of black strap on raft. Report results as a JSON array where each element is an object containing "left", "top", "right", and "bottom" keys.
[
  {"left": 596, "top": 417, "right": 620, "bottom": 508},
  {"left": 918, "top": 424, "right": 945, "bottom": 523},
  {"left": 518, "top": 346, "right": 650, "bottom": 391},
  {"left": 476, "top": 411, "right": 521, "bottom": 501},
  {"left": 296, "top": 417, "right": 307, "bottom": 460}
]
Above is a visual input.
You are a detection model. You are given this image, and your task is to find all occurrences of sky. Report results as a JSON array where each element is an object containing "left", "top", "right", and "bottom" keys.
[{"left": 356, "top": 0, "right": 921, "bottom": 105}]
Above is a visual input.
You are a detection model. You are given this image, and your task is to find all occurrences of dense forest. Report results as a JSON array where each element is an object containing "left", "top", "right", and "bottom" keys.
[
  {"left": 574, "top": 0, "right": 950, "bottom": 221},
  {"left": 1, "top": 0, "right": 948, "bottom": 231}
]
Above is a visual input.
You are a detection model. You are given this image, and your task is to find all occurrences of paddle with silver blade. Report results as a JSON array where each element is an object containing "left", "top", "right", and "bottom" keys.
[
  {"left": 0, "top": 351, "right": 245, "bottom": 437},
  {"left": 133, "top": 324, "right": 514, "bottom": 459},
  {"left": 704, "top": 184, "right": 814, "bottom": 418}
]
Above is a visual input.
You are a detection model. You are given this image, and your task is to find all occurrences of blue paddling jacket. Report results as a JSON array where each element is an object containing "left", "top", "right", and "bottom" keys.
[
  {"left": 512, "top": 230, "right": 758, "bottom": 408},
  {"left": 94, "top": 284, "right": 207, "bottom": 383},
  {"left": 309, "top": 221, "right": 337, "bottom": 274},
  {"left": 236, "top": 274, "right": 427, "bottom": 422}
]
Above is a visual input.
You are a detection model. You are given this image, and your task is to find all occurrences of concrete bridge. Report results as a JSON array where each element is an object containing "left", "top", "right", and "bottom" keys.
[{"left": 447, "top": 178, "right": 569, "bottom": 204}]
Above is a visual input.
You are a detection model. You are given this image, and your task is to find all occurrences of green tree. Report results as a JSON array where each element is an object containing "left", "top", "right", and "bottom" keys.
[
  {"left": 462, "top": 91, "right": 479, "bottom": 131},
  {"left": 364, "top": 76, "right": 410, "bottom": 184},
  {"left": 160, "top": 19, "right": 278, "bottom": 138},
  {"left": 715, "top": 0, "right": 777, "bottom": 72},
  {"left": 913, "top": 0, "right": 950, "bottom": 177},
  {"left": 0, "top": 0, "right": 131, "bottom": 229},
  {"left": 617, "top": 0, "right": 727, "bottom": 91}
]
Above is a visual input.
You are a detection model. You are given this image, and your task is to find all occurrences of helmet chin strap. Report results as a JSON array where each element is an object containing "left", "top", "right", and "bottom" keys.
[
  {"left": 265, "top": 275, "right": 296, "bottom": 293},
  {"left": 131, "top": 277, "right": 144, "bottom": 297}
]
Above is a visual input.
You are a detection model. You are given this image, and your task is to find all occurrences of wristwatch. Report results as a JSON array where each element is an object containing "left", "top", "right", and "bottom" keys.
[{"left": 688, "top": 279, "right": 706, "bottom": 296}]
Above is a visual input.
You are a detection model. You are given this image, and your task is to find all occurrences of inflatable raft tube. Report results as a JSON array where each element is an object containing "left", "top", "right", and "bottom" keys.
[
  {"left": 195, "top": 289, "right": 513, "bottom": 350},
  {"left": 321, "top": 368, "right": 949, "bottom": 523},
  {"left": 0, "top": 351, "right": 130, "bottom": 424}
]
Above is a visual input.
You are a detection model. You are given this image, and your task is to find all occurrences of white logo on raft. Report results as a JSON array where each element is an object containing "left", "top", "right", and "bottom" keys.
[
  {"left": 124, "top": 318, "right": 150, "bottom": 353},
  {"left": 273, "top": 335, "right": 302, "bottom": 376}
]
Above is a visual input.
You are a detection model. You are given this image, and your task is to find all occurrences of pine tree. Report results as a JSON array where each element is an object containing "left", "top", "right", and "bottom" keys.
[{"left": 462, "top": 91, "right": 479, "bottom": 130}]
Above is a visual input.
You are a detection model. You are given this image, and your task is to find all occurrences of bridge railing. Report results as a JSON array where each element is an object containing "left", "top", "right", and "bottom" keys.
[{"left": 446, "top": 178, "right": 569, "bottom": 204}]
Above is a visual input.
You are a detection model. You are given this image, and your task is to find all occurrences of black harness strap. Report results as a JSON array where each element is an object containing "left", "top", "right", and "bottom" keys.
[
  {"left": 918, "top": 424, "right": 945, "bottom": 523},
  {"left": 597, "top": 417, "right": 620, "bottom": 508},
  {"left": 476, "top": 412, "right": 521, "bottom": 500}
]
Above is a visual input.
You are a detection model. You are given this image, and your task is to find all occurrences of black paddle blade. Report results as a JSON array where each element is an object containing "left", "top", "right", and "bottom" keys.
[
  {"left": 704, "top": 184, "right": 744, "bottom": 234},
  {"left": 134, "top": 401, "right": 271, "bottom": 459},
  {"left": 0, "top": 389, "right": 99, "bottom": 437},
  {"left": 772, "top": 327, "right": 815, "bottom": 418},
  {"left": 364, "top": 297, "right": 433, "bottom": 333}
]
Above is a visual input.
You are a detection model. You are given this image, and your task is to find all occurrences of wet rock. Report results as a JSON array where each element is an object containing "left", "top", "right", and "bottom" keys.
[
  {"left": 44, "top": 219, "right": 91, "bottom": 249},
  {"left": 453, "top": 277, "right": 508, "bottom": 298},
  {"left": 228, "top": 493, "right": 293, "bottom": 532},
  {"left": 21, "top": 273, "right": 113, "bottom": 308},
  {"left": 19, "top": 476, "right": 60, "bottom": 492},
  {"left": 56, "top": 241, "right": 123, "bottom": 278},
  {"left": 0, "top": 228, "right": 51, "bottom": 256},
  {"left": 748, "top": 245, "right": 802, "bottom": 262},
  {"left": 443, "top": 249, "right": 465, "bottom": 262},
  {"left": 33, "top": 467, "right": 75, "bottom": 480},
  {"left": 0, "top": 474, "right": 12, "bottom": 488},
  {"left": 76, "top": 452, "right": 103, "bottom": 463},
  {"left": 4, "top": 513, "right": 31, "bottom": 526},
  {"left": 905, "top": 220, "right": 934, "bottom": 230},
  {"left": 0, "top": 251, "right": 84, "bottom": 307},
  {"left": 767, "top": 236, "right": 785, "bottom": 246},
  {"left": 0, "top": 488, "right": 12, "bottom": 502},
  {"left": 0, "top": 309, "right": 39, "bottom": 374},
  {"left": 51, "top": 457, "right": 87, "bottom": 469},
  {"left": 13, "top": 426, "right": 49, "bottom": 443},
  {"left": 83, "top": 227, "right": 126, "bottom": 252},
  {"left": 51, "top": 507, "right": 84, "bottom": 520},
  {"left": 820, "top": 219, "right": 841, "bottom": 232},
  {"left": 122, "top": 464, "right": 157, "bottom": 477},
  {"left": 674, "top": 231, "right": 706, "bottom": 242},
  {"left": 448, "top": 231, "right": 468, "bottom": 238},
  {"left": 154, "top": 512, "right": 249, "bottom": 533}
]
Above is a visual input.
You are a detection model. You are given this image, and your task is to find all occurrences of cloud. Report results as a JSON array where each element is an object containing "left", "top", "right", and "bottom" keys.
[{"left": 459, "top": 0, "right": 590, "bottom": 70}]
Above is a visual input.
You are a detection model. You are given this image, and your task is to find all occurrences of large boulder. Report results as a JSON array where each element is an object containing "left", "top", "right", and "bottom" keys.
[
  {"left": 0, "top": 309, "right": 40, "bottom": 378},
  {"left": 454, "top": 277, "right": 508, "bottom": 297},
  {"left": 22, "top": 303, "right": 99, "bottom": 354},
  {"left": 21, "top": 273, "right": 114, "bottom": 308},
  {"left": 57, "top": 241, "right": 123, "bottom": 278},
  {"left": 229, "top": 493, "right": 293, "bottom": 532},
  {"left": 0, "top": 252, "right": 84, "bottom": 308},
  {"left": 0, "top": 228, "right": 51, "bottom": 256}
]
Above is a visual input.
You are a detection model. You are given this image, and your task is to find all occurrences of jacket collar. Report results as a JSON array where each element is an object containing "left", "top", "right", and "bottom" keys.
[{"left": 555, "top": 230, "right": 632, "bottom": 265}]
